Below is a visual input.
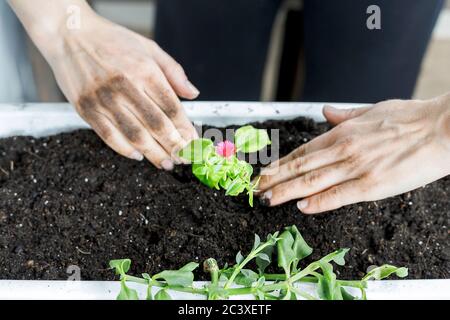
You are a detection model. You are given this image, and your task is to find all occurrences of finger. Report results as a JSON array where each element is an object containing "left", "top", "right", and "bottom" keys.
[
  {"left": 94, "top": 89, "right": 174, "bottom": 169},
  {"left": 257, "top": 145, "right": 349, "bottom": 192},
  {"left": 261, "top": 162, "right": 354, "bottom": 207},
  {"left": 297, "top": 179, "right": 364, "bottom": 214},
  {"left": 108, "top": 107, "right": 174, "bottom": 170},
  {"left": 98, "top": 76, "right": 189, "bottom": 157},
  {"left": 265, "top": 130, "right": 336, "bottom": 170},
  {"left": 81, "top": 108, "right": 143, "bottom": 161},
  {"left": 150, "top": 42, "right": 199, "bottom": 99},
  {"left": 323, "top": 105, "right": 372, "bottom": 125},
  {"left": 144, "top": 68, "right": 199, "bottom": 141}
]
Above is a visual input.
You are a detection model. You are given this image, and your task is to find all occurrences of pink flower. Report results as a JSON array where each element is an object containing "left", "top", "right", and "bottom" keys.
[{"left": 216, "top": 140, "right": 236, "bottom": 158}]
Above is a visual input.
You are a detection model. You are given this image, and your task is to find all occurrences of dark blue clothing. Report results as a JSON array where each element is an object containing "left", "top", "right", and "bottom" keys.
[{"left": 155, "top": 0, "right": 444, "bottom": 103}]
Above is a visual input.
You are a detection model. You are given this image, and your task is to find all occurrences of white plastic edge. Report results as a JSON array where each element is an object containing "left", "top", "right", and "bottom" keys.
[
  {"left": 0, "top": 279, "right": 449, "bottom": 300},
  {"left": 0, "top": 101, "right": 363, "bottom": 138}
]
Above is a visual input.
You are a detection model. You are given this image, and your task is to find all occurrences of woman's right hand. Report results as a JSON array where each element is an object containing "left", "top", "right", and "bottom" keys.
[{"left": 9, "top": 0, "right": 199, "bottom": 170}]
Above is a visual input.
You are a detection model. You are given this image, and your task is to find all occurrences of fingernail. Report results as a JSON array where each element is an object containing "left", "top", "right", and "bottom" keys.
[
  {"left": 186, "top": 80, "right": 200, "bottom": 97},
  {"left": 161, "top": 159, "right": 174, "bottom": 171},
  {"left": 130, "top": 151, "right": 144, "bottom": 161},
  {"left": 259, "top": 190, "right": 272, "bottom": 206},
  {"left": 297, "top": 199, "right": 308, "bottom": 211}
]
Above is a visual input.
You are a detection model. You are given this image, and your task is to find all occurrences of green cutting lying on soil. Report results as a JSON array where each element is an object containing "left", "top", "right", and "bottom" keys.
[{"left": 110, "top": 225, "right": 407, "bottom": 300}]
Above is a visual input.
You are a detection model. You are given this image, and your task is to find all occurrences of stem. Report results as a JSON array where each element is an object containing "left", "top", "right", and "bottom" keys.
[
  {"left": 224, "top": 242, "right": 273, "bottom": 289},
  {"left": 124, "top": 275, "right": 207, "bottom": 295},
  {"left": 124, "top": 275, "right": 147, "bottom": 285},
  {"left": 224, "top": 282, "right": 288, "bottom": 297}
]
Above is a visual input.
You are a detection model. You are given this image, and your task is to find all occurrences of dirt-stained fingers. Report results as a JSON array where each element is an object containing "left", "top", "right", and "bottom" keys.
[{"left": 77, "top": 96, "right": 174, "bottom": 170}]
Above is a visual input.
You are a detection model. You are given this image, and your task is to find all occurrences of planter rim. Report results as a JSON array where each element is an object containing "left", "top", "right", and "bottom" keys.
[
  {"left": 0, "top": 101, "right": 363, "bottom": 138},
  {"left": 0, "top": 279, "right": 449, "bottom": 300}
]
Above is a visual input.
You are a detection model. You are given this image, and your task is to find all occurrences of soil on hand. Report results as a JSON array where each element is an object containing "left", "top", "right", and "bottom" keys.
[{"left": 0, "top": 117, "right": 448, "bottom": 280}]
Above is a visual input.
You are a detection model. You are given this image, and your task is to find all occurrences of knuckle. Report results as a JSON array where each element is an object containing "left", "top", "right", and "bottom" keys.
[
  {"left": 316, "top": 187, "right": 340, "bottom": 210},
  {"left": 124, "top": 128, "right": 146, "bottom": 146},
  {"left": 77, "top": 95, "right": 97, "bottom": 118},
  {"left": 335, "top": 120, "right": 354, "bottom": 133},
  {"left": 338, "top": 136, "right": 357, "bottom": 155},
  {"left": 109, "top": 74, "right": 130, "bottom": 90},
  {"left": 346, "top": 152, "right": 362, "bottom": 169},
  {"left": 158, "top": 88, "right": 179, "bottom": 119},
  {"left": 113, "top": 114, "right": 145, "bottom": 145},
  {"left": 302, "top": 170, "right": 322, "bottom": 187},
  {"left": 293, "top": 145, "right": 307, "bottom": 158},
  {"left": 273, "top": 184, "right": 288, "bottom": 200},
  {"left": 321, "top": 187, "right": 341, "bottom": 207},
  {"left": 95, "top": 86, "right": 115, "bottom": 106},
  {"left": 164, "top": 130, "right": 184, "bottom": 149},
  {"left": 290, "top": 157, "right": 306, "bottom": 173},
  {"left": 97, "top": 125, "right": 114, "bottom": 143},
  {"left": 168, "top": 62, "right": 185, "bottom": 76},
  {"left": 142, "top": 110, "right": 164, "bottom": 132}
]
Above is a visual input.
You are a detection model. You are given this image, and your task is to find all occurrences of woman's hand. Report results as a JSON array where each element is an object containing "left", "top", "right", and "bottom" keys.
[
  {"left": 257, "top": 94, "right": 450, "bottom": 214},
  {"left": 9, "top": 0, "right": 199, "bottom": 170}
]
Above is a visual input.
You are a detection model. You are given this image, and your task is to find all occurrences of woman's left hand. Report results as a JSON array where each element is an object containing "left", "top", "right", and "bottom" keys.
[{"left": 257, "top": 94, "right": 450, "bottom": 214}]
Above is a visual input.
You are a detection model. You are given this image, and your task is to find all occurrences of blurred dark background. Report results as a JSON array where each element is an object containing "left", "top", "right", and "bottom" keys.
[{"left": 23, "top": 0, "right": 450, "bottom": 103}]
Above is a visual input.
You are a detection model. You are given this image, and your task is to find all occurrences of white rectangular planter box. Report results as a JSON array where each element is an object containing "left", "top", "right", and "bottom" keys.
[{"left": 0, "top": 101, "right": 448, "bottom": 300}]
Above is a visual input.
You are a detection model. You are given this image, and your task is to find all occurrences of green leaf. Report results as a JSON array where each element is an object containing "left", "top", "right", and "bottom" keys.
[
  {"left": 277, "top": 226, "right": 312, "bottom": 275},
  {"left": 178, "top": 138, "right": 214, "bottom": 163},
  {"left": 142, "top": 273, "right": 151, "bottom": 280},
  {"left": 225, "top": 177, "right": 246, "bottom": 196},
  {"left": 287, "top": 225, "right": 313, "bottom": 268},
  {"left": 248, "top": 189, "right": 254, "bottom": 207},
  {"left": 117, "top": 281, "right": 139, "bottom": 300},
  {"left": 236, "top": 251, "right": 244, "bottom": 265},
  {"left": 219, "top": 176, "right": 233, "bottom": 189},
  {"left": 256, "top": 249, "right": 273, "bottom": 274},
  {"left": 253, "top": 234, "right": 261, "bottom": 250},
  {"left": 234, "top": 125, "right": 271, "bottom": 153},
  {"left": 109, "top": 259, "right": 131, "bottom": 275},
  {"left": 154, "top": 289, "right": 172, "bottom": 300},
  {"left": 316, "top": 261, "right": 338, "bottom": 300},
  {"left": 193, "top": 164, "right": 208, "bottom": 176},
  {"left": 179, "top": 262, "right": 199, "bottom": 272},
  {"left": 153, "top": 270, "right": 194, "bottom": 287},
  {"left": 277, "top": 230, "right": 295, "bottom": 275},
  {"left": 340, "top": 287, "right": 357, "bottom": 300},
  {"left": 320, "top": 248, "right": 350, "bottom": 266},
  {"left": 330, "top": 248, "right": 350, "bottom": 266},
  {"left": 362, "top": 265, "right": 408, "bottom": 281},
  {"left": 235, "top": 269, "right": 258, "bottom": 286},
  {"left": 240, "top": 161, "right": 253, "bottom": 178}
]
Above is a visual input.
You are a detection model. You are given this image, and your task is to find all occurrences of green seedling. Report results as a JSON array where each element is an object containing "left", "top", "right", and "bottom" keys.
[
  {"left": 177, "top": 125, "right": 271, "bottom": 206},
  {"left": 109, "top": 225, "right": 407, "bottom": 300}
]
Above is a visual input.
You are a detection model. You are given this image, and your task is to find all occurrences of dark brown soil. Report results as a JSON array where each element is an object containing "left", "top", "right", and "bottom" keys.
[{"left": 0, "top": 117, "right": 448, "bottom": 281}]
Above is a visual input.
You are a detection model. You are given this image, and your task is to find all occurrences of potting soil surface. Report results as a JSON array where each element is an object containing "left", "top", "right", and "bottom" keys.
[{"left": 0, "top": 117, "right": 448, "bottom": 280}]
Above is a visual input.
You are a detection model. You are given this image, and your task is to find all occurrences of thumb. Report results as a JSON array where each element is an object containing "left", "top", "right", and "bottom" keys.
[{"left": 322, "top": 105, "right": 372, "bottom": 125}]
